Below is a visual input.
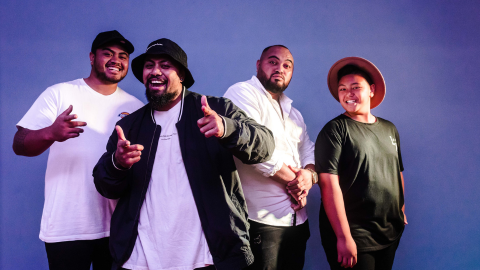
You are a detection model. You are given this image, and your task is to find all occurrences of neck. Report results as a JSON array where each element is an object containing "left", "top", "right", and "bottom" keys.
[
  {"left": 84, "top": 74, "right": 118, "bottom": 95},
  {"left": 343, "top": 111, "right": 376, "bottom": 123}
]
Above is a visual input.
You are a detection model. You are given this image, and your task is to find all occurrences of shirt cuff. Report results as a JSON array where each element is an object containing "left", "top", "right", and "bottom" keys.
[{"left": 220, "top": 116, "right": 227, "bottom": 139}]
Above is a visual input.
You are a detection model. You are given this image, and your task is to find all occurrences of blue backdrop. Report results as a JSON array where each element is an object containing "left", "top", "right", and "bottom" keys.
[{"left": 1, "top": 1, "right": 479, "bottom": 269}]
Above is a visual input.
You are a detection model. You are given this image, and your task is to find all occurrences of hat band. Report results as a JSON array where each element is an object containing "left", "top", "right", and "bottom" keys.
[{"left": 146, "top": 43, "right": 163, "bottom": 52}]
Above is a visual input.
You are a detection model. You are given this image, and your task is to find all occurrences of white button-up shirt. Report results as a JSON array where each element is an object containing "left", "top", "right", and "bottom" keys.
[{"left": 224, "top": 76, "right": 315, "bottom": 226}]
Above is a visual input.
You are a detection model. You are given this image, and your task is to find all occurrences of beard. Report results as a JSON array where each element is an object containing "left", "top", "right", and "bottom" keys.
[
  {"left": 146, "top": 88, "right": 178, "bottom": 111},
  {"left": 93, "top": 62, "right": 126, "bottom": 84},
  {"left": 257, "top": 68, "right": 290, "bottom": 94}
]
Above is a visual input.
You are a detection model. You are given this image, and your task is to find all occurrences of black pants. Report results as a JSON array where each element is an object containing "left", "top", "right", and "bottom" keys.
[
  {"left": 324, "top": 238, "right": 400, "bottom": 270},
  {"left": 121, "top": 264, "right": 244, "bottom": 269},
  {"left": 246, "top": 220, "right": 310, "bottom": 270},
  {"left": 45, "top": 237, "right": 112, "bottom": 270}
]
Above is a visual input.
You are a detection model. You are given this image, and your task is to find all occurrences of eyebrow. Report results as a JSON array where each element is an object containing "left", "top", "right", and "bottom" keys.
[
  {"left": 267, "top": 56, "right": 293, "bottom": 64},
  {"left": 101, "top": 48, "right": 128, "bottom": 56}
]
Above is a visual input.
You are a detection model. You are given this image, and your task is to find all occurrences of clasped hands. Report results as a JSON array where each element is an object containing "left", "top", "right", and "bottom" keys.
[
  {"left": 286, "top": 165, "right": 314, "bottom": 211},
  {"left": 114, "top": 96, "right": 224, "bottom": 168}
]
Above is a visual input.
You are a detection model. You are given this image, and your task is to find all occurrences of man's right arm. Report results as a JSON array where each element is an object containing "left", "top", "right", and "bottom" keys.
[{"left": 13, "top": 105, "right": 86, "bottom": 156}]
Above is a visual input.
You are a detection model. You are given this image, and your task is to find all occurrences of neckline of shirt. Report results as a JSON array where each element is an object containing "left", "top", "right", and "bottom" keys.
[
  {"left": 250, "top": 75, "right": 293, "bottom": 117},
  {"left": 80, "top": 78, "right": 120, "bottom": 98}
]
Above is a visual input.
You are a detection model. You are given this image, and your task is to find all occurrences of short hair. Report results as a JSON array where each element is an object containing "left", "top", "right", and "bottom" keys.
[
  {"left": 337, "top": 64, "right": 373, "bottom": 85},
  {"left": 260, "top": 45, "right": 290, "bottom": 58}
]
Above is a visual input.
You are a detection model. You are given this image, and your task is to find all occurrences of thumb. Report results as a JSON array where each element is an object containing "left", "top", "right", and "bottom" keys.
[
  {"left": 116, "top": 125, "right": 127, "bottom": 141},
  {"left": 201, "top": 95, "right": 213, "bottom": 116},
  {"left": 288, "top": 165, "right": 300, "bottom": 174},
  {"left": 61, "top": 105, "right": 73, "bottom": 116}
]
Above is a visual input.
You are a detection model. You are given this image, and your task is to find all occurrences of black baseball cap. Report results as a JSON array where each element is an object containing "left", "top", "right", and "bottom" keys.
[
  {"left": 91, "top": 30, "right": 134, "bottom": 54},
  {"left": 131, "top": 38, "right": 194, "bottom": 88}
]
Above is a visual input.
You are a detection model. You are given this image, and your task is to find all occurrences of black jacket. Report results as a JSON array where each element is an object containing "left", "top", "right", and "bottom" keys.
[{"left": 93, "top": 90, "right": 275, "bottom": 270}]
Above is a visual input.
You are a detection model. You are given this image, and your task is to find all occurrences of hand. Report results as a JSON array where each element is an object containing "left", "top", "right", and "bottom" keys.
[
  {"left": 286, "top": 165, "right": 313, "bottom": 200},
  {"left": 197, "top": 96, "right": 224, "bottom": 138},
  {"left": 47, "top": 105, "right": 87, "bottom": 142},
  {"left": 337, "top": 236, "right": 357, "bottom": 268},
  {"left": 291, "top": 195, "right": 307, "bottom": 211},
  {"left": 114, "top": 125, "right": 144, "bottom": 169}
]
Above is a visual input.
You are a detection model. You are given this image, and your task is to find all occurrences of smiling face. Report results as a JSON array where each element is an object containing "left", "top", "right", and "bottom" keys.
[
  {"left": 338, "top": 74, "right": 375, "bottom": 117},
  {"left": 143, "top": 55, "right": 185, "bottom": 110},
  {"left": 256, "top": 46, "right": 294, "bottom": 96},
  {"left": 90, "top": 43, "right": 129, "bottom": 84}
]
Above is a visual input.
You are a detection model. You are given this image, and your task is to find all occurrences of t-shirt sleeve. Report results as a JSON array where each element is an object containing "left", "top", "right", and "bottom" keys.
[
  {"left": 315, "top": 121, "right": 344, "bottom": 175},
  {"left": 395, "top": 128, "right": 404, "bottom": 172},
  {"left": 17, "top": 87, "right": 59, "bottom": 130}
]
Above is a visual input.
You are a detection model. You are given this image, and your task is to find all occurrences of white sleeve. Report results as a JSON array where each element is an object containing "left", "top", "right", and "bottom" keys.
[
  {"left": 224, "top": 84, "right": 283, "bottom": 177},
  {"left": 17, "top": 87, "right": 59, "bottom": 130},
  {"left": 295, "top": 111, "right": 315, "bottom": 168}
]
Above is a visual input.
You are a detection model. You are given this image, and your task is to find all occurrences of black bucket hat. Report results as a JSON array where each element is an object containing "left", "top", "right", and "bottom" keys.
[
  {"left": 131, "top": 38, "right": 194, "bottom": 88},
  {"left": 91, "top": 30, "right": 134, "bottom": 54}
]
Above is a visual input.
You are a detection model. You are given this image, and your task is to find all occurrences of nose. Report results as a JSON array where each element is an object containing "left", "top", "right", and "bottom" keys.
[{"left": 151, "top": 64, "right": 163, "bottom": 76}]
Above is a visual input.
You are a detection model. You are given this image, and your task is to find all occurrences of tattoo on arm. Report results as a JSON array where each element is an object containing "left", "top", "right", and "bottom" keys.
[{"left": 12, "top": 126, "right": 29, "bottom": 156}]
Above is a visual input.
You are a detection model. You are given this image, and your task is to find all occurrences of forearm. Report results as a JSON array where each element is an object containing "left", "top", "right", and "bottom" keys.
[
  {"left": 319, "top": 173, "right": 353, "bottom": 241},
  {"left": 13, "top": 126, "right": 55, "bottom": 156},
  {"left": 270, "top": 163, "right": 296, "bottom": 184}
]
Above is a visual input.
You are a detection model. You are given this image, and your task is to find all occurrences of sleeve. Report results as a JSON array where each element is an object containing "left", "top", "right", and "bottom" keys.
[
  {"left": 395, "top": 127, "right": 404, "bottom": 172},
  {"left": 224, "top": 85, "right": 282, "bottom": 176},
  {"left": 17, "top": 86, "right": 59, "bottom": 130},
  {"left": 210, "top": 95, "right": 275, "bottom": 165},
  {"left": 315, "top": 121, "right": 344, "bottom": 175},
  {"left": 92, "top": 121, "right": 131, "bottom": 199},
  {"left": 294, "top": 110, "right": 315, "bottom": 168}
]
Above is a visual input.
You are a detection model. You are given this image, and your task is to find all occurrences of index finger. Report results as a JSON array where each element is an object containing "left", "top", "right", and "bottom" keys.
[
  {"left": 201, "top": 95, "right": 213, "bottom": 116},
  {"left": 60, "top": 105, "right": 73, "bottom": 116},
  {"left": 116, "top": 125, "right": 127, "bottom": 141}
]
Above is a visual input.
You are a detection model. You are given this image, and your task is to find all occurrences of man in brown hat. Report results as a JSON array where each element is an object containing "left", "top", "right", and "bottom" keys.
[
  {"left": 12, "top": 30, "right": 143, "bottom": 269},
  {"left": 93, "top": 38, "right": 275, "bottom": 270}
]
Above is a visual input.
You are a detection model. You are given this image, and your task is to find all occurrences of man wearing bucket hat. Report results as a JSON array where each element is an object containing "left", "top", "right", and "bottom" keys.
[
  {"left": 315, "top": 57, "right": 406, "bottom": 269},
  {"left": 93, "top": 38, "right": 275, "bottom": 270},
  {"left": 13, "top": 30, "right": 143, "bottom": 269},
  {"left": 224, "top": 45, "right": 315, "bottom": 270}
]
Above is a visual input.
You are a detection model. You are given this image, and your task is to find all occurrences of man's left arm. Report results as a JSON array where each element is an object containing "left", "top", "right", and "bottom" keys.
[{"left": 197, "top": 95, "right": 275, "bottom": 164}]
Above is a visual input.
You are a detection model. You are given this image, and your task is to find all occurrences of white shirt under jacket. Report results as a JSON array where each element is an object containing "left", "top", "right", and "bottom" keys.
[{"left": 224, "top": 76, "right": 315, "bottom": 227}]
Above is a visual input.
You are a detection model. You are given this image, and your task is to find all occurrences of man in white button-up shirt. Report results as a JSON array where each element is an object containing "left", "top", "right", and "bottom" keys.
[{"left": 224, "top": 45, "right": 316, "bottom": 270}]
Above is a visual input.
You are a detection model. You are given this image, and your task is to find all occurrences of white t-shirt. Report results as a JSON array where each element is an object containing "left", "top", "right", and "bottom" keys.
[
  {"left": 17, "top": 78, "right": 144, "bottom": 243},
  {"left": 224, "top": 76, "right": 315, "bottom": 227},
  {"left": 123, "top": 101, "right": 213, "bottom": 270}
]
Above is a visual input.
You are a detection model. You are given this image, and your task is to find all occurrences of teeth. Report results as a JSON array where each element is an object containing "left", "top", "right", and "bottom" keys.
[
  {"left": 151, "top": 81, "right": 165, "bottom": 84},
  {"left": 108, "top": 67, "right": 120, "bottom": 71},
  {"left": 346, "top": 100, "right": 356, "bottom": 104}
]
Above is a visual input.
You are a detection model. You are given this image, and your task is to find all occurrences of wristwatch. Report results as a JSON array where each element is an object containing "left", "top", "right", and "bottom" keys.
[{"left": 305, "top": 168, "right": 318, "bottom": 185}]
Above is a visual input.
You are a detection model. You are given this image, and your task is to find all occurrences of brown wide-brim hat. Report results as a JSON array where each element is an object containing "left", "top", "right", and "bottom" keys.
[{"left": 327, "top": 57, "right": 386, "bottom": 109}]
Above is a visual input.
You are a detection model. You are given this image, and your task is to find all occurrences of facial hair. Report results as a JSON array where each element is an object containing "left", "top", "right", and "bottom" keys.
[
  {"left": 145, "top": 89, "right": 178, "bottom": 111},
  {"left": 93, "top": 58, "right": 126, "bottom": 84},
  {"left": 257, "top": 67, "right": 290, "bottom": 94}
]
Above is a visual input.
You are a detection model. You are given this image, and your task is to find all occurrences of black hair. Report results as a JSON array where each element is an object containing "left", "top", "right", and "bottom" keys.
[
  {"left": 337, "top": 64, "right": 373, "bottom": 85},
  {"left": 260, "top": 45, "right": 289, "bottom": 58}
]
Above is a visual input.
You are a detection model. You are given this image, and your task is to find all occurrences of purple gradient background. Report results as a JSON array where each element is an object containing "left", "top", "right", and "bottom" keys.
[{"left": 1, "top": 1, "right": 479, "bottom": 269}]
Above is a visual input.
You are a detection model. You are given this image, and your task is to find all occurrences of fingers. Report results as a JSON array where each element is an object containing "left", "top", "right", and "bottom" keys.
[
  {"left": 60, "top": 105, "right": 73, "bottom": 116},
  {"left": 116, "top": 125, "right": 127, "bottom": 141},
  {"left": 288, "top": 165, "right": 300, "bottom": 174},
  {"left": 69, "top": 121, "right": 87, "bottom": 127},
  {"left": 201, "top": 95, "right": 213, "bottom": 116}
]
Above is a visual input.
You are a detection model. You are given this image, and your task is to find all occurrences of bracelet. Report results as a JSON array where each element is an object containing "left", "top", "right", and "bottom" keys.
[{"left": 305, "top": 168, "right": 318, "bottom": 185}]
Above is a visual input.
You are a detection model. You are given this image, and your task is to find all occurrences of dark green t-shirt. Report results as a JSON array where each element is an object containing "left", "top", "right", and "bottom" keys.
[{"left": 315, "top": 114, "right": 405, "bottom": 252}]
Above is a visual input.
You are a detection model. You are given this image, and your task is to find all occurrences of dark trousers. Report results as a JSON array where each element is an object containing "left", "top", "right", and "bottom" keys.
[
  {"left": 324, "top": 238, "right": 400, "bottom": 270},
  {"left": 246, "top": 219, "right": 310, "bottom": 270},
  {"left": 121, "top": 266, "right": 215, "bottom": 270},
  {"left": 44, "top": 237, "right": 112, "bottom": 270}
]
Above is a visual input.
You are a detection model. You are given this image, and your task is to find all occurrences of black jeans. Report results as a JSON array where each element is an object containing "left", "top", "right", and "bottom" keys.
[
  {"left": 121, "top": 266, "right": 215, "bottom": 270},
  {"left": 324, "top": 238, "right": 401, "bottom": 270},
  {"left": 246, "top": 219, "right": 310, "bottom": 270},
  {"left": 44, "top": 237, "right": 112, "bottom": 270}
]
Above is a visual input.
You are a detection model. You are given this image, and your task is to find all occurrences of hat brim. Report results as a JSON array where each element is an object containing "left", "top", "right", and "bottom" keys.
[
  {"left": 327, "top": 57, "right": 385, "bottom": 109},
  {"left": 131, "top": 53, "right": 195, "bottom": 89}
]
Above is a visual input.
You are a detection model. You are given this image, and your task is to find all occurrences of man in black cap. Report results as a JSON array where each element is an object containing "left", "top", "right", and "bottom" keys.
[
  {"left": 13, "top": 30, "right": 143, "bottom": 270},
  {"left": 93, "top": 38, "right": 275, "bottom": 270}
]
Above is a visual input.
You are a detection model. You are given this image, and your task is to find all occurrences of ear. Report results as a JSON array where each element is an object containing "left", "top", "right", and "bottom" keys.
[
  {"left": 370, "top": 84, "right": 376, "bottom": 98},
  {"left": 179, "top": 68, "right": 186, "bottom": 82},
  {"left": 89, "top": 52, "right": 95, "bottom": 65},
  {"left": 256, "top": 60, "right": 260, "bottom": 74}
]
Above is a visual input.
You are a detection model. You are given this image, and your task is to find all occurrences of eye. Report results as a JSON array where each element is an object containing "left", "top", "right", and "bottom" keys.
[
  {"left": 269, "top": 60, "right": 277, "bottom": 65},
  {"left": 161, "top": 65, "right": 170, "bottom": 69}
]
